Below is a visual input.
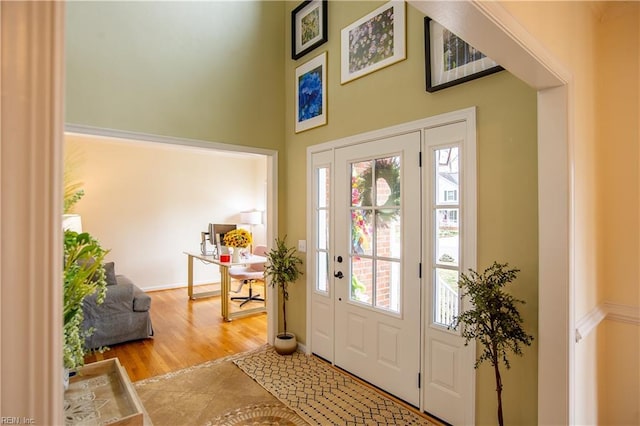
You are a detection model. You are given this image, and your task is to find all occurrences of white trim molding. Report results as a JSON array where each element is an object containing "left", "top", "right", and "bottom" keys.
[
  {"left": 1, "top": 1, "right": 65, "bottom": 422},
  {"left": 602, "top": 302, "right": 640, "bottom": 326},
  {"left": 576, "top": 302, "right": 640, "bottom": 342}
]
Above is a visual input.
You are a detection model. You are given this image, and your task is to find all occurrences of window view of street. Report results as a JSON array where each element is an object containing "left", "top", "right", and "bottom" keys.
[{"left": 434, "top": 147, "right": 460, "bottom": 326}]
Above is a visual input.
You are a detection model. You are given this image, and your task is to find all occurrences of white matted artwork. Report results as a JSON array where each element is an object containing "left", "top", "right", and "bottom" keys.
[
  {"left": 295, "top": 51, "right": 327, "bottom": 133},
  {"left": 425, "top": 17, "right": 503, "bottom": 92},
  {"left": 340, "top": 1, "right": 406, "bottom": 84}
]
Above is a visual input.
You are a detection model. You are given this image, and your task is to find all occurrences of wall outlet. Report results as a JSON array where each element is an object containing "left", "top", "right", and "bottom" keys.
[{"left": 297, "top": 240, "right": 307, "bottom": 253}]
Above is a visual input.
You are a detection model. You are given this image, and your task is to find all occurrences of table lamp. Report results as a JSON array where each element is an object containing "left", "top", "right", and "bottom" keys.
[
  {"left": 62, "top": 214, "right": 83, "bottom": 233},
  {"left": 240, "top": 210, "right": 262, "bottom": 252}
]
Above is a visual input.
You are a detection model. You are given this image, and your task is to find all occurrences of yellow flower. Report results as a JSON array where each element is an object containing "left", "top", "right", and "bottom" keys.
[{"left": 223, "top": 228, "right": 252, "bottom": 248}]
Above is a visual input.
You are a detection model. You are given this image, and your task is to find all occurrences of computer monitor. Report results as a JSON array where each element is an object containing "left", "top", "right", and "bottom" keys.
[{"left": 208, "top": 224, "right": 236, "bottom": 246}]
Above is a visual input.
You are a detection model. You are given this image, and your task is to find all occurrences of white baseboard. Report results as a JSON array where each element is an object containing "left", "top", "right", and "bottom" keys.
[{"left": 576, "top": 301, "right": 640, "bottom": 343}]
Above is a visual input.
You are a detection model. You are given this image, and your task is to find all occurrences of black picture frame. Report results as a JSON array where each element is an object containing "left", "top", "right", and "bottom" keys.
[
  {"left": 425, "top": 17, "right": 503, "bottom": 92},
  {"left": 292, "top": 0, "right": 328, "bottom": 60}
]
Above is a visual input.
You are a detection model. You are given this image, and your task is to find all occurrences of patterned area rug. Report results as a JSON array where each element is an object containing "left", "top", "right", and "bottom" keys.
[
  {"left": 135, "top": 350, "right": 308, "bottom": 425},
  {"left": 207, "top": 403, "right": 307, "bottom": 426},
  {"left": 234, "top": 345, "right": 435, "bottom": 426}
]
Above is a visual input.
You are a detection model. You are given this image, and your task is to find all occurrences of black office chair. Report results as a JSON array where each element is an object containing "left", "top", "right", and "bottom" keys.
[{"left": 229, "top": 245, "right": 267, "bottom": 307}]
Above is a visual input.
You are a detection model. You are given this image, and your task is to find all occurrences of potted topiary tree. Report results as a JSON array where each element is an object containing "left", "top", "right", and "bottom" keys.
[
  {"left": 264, "top": 236, "right": 303, "bottom": 355},
  {"left": 453, "top": 262, "right": 534, "bottom": 426}
]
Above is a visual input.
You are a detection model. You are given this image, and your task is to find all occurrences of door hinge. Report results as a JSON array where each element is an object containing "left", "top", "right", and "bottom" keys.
[
  {"left": 419, "top": 262, "right": 422, "bottom": 279},
  {"left": 419, "top": 151, "right": 422, "bottom": 167},
  {"left": 418, "top": 372, "right": 421, "bottom": 388}
]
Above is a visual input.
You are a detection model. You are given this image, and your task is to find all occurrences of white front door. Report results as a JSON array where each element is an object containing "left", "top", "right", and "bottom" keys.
[{"left": 334, "top": 132, "right": 422, "bottom": 406}]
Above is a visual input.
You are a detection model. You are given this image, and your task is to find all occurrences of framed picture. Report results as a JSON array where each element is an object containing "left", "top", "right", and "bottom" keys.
[
  {"left": 425, "top": 17, "right": 503, "bottom": 92},
  {"left": 340, "top": 1, "right": 406, "bottom": 84},
  {"left": 295, "top": 52, "right": 327, "bottom": 133},
  {"left": 291, "top": 0, "right": 328, "bottom": 60}
]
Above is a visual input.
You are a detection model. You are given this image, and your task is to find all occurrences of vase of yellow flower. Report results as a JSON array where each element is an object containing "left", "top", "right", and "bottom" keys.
[{"left": 223, "top": 228, "right": 252, "bottom": 263}]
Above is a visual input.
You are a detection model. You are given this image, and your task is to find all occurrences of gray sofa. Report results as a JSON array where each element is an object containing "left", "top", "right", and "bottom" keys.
[{"left": 82, "top": 263, "right": 153, "bottom": 349}]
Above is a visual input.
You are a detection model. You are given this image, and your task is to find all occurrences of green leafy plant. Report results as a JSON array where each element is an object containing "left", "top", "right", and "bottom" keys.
[
  {"left": 264, "top": 236, "right": 303, "bottom": 336},
  {"left": 63, "top": 145, "right": 84, "bottom": 214},
  {"left": 453, "top": 262, "right": 534, "bottom": 426},
  {"left": 63, "top": 230, "right": 109, "bottom": 369}
]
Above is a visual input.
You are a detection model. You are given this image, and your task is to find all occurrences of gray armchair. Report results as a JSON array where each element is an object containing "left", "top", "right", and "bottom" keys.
[{"left": 82, "top": 264, "right": 153, "bottom": 349}]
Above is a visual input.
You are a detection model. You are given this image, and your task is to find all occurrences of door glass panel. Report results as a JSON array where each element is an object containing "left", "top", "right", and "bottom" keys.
[
  {"left": 352, "top": 160, "right": 373, "bottom": 207},
  {"left": 375, "top": 209, "right": 401, "bottom": 259},
  {"left": 436, "top": 147, "right": 459, "bottom": 205},
  {"left": 351, "top": 256, "right": 373, "bottom": 305},
  {"left": 318, "top": 209, "right": 328, "bottom": 250},
  {"left": 375, "top": 157, "right": 400, "bottom": 207},
  {"left": 433, "top": 146, "right": 461, "bottom": 328},
  {"left": 317, "top": 251, "right": 328, "bottom": 292},
  {"left": 375, "top": 260, "right": 400, "bottom": 312},
  {"left": 349, "top": 155, "right": 402, "bottom": 314},
  {"left": 318, "top": 167, "right": 329, "bottom": 208},
  {"left": 315, "top": 166, "right": 330, "bottom": 294},
  {"left": 351, "top": 209, "right": 372, "bottom": 256},
  {"left": 434, "top": 268, "right": 459, "bottom": 326},
  {"left": 436, "top": 208, "right": 459, "bottom": 266}
]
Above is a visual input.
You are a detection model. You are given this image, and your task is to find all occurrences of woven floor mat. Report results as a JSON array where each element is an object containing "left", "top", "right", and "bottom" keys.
[{"left": 234, "top": 345, "right": 435, "bottom": 426}]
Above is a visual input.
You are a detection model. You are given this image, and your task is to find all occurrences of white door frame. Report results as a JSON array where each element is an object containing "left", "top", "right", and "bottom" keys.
[
  {"left": 65, "top": 124, "right": 280, "bottom": 345},
  {"left": 306, "top": 108, "right": 478, "bottom": 418}
]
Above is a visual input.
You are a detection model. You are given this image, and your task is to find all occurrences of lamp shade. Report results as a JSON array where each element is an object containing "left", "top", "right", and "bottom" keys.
[
  {"left": 240, "top": 211, "right": 262, "bottom": 225},
  {"left": 62, "top": 214, "right": 83, "bottom": 233}
]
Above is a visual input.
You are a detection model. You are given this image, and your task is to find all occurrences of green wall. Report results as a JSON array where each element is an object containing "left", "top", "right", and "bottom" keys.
[
  {"left": 66, "top": 1, "right": 538, "bottom": 424},
  {"left": 283, "top": 2, "right": 538, "bottom": 425},
  {"left": 65, "top": 1, "right": 285, "bottom": 150}
]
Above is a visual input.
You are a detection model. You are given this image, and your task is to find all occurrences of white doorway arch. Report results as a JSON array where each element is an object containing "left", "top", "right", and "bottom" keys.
[
  {"left": 409, "top": 2, "right": 572, "bottom": 424},
  {"left": 65, "top": 124, "right": 280, "bottom": 346}
]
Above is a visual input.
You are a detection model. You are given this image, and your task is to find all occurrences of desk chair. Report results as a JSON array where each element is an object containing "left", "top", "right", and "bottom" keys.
[{"left": 229, "top": 245, "right": 267, "bottom": 307}]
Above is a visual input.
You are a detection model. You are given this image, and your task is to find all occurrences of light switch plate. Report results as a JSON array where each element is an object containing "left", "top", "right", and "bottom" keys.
[{"left": 297, "top": 240, "right": 307, "bottom": 253}]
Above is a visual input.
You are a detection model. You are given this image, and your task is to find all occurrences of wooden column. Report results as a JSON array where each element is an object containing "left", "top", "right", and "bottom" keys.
[{"left": 1, "top": 1, "right": 65, "bottom": 423}]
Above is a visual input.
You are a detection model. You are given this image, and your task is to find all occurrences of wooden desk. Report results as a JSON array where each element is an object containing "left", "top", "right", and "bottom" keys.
[{"left": 184, "top": 251, "right": 267, "bottom": 321}]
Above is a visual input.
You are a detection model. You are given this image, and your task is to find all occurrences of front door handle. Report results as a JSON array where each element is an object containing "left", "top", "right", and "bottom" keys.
[{"left": 334, "top": 271, "right": 344, "bottom": 279}]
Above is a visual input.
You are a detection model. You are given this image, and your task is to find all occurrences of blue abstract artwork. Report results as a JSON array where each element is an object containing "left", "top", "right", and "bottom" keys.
[{"left": 298, "top": 66, "right": 323, "bottom": 121}]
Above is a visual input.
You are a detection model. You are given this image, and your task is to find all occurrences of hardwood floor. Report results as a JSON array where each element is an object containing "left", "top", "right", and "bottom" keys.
[{"left": 84, "top": 284, "right": 267, "bottom": 382}]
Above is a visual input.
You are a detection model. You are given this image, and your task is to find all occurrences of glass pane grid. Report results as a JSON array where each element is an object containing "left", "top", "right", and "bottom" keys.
[
  {"left": 316, "top": 251, "right": 329, "bottom": 293},
  {"left": 349, "top": 155, "right": 402, "bottom": 315},
  {"left": 432, "top": 146, "right": 462, "bottom": 328},
  {"left": 315, "top": 166, "right": 330, "bottom": 294}
]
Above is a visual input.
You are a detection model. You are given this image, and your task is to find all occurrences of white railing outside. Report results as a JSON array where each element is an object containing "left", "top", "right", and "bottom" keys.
[{"left": 435, "top": 278, "right": 459, "bottom": 327}]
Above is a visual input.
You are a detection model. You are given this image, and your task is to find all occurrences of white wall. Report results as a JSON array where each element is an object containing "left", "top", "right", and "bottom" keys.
[{"left": 65, "top": 133, "right": 267, "bottom": 290}]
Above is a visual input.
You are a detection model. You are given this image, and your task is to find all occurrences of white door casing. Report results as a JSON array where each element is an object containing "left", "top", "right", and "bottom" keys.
[{"left": 306, "top": 108, "right": 477, "bottom": 423}]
